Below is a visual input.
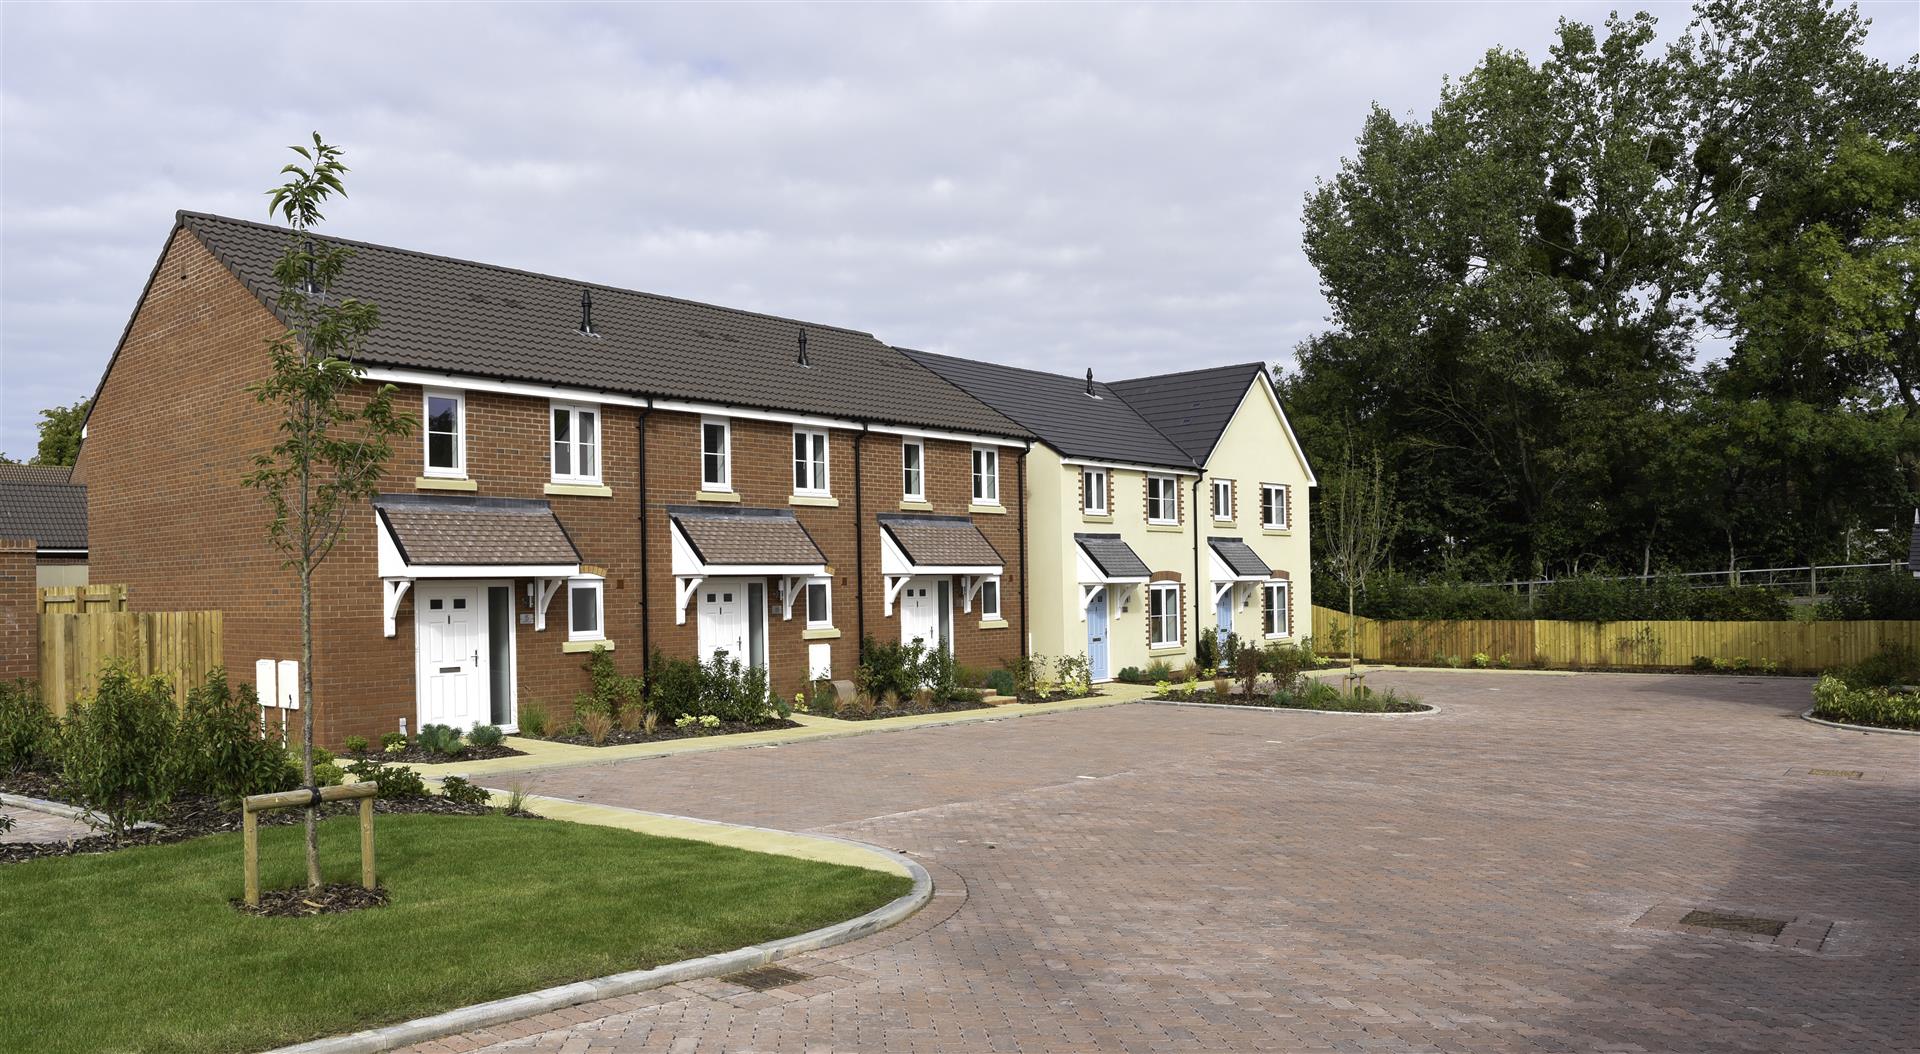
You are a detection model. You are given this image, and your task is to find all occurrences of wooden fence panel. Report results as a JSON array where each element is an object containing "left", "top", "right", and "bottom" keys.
[
  {"left": 1311, "top": 606, "right": 1920, "bottom": 672},
  {"left": 36, "top": 584, "right": 129, "bottom": 614},
  {"left": 37, "top": 610, "right": 223, "bottom": 716}
]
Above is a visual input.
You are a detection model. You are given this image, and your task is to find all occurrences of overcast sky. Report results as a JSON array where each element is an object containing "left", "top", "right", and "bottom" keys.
[{"left": 1, "top": 2, "right": 1914, "bottom": 458}]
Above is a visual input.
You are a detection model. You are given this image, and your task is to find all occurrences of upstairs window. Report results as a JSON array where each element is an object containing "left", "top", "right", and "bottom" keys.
[
  {"left": 1082, "top": 468, "right": 1107, "bottom": 515},
  {"left": 793, "top": 428, "right": 830, "bottom": 495},
  {"left": 971, "top": 446, "right": 999, "bottom": 504},
  {"left": 901, "top": 439, "right": 925, "bottom": 502},
  {"left": 424, "top": 390, "right": 465, "bottom": 478},
  {"left": 1212, "top": 479, "right": 1233, "bottom": 521},
  {"left": 1262, "top": 484, "right": 1289, "bottom": 529},
  {"left": 1147, "top": 474, "right": 1178, "bottom": 525},
  {"left": 551, "top": 402, "right": 600, "bottom": 484},
  {"left": 701, "top": 417, "right": 731, "bottom": 491}
]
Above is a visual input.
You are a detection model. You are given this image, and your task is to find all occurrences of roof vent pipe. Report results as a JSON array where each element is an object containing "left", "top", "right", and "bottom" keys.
[
  {"left": 1085, "top": 368, "right": 1094, "bottom": 397},
  {"left": 579, "top": 289, "right": 594, "bottom": 335},
  {"left": 798, "top": 328, "right": 811, "bottom": 367}
]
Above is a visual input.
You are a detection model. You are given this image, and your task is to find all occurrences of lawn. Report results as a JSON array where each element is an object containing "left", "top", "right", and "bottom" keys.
[{"left": 0, "top": 813, "right": 911, "bottom": 1054}]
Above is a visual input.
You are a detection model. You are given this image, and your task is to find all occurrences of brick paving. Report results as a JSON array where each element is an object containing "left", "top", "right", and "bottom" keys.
[{"left": 411, "top": 672, "right": 1920, "bottom": 1053}]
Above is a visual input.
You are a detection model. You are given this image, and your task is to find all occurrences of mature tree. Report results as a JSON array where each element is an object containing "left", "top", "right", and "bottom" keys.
[
  {"left": 243, "top": 135, "right": 412, "bottom": 892},
  {"left": 0, "top": 399, "right": 90, "bottom": 466}
]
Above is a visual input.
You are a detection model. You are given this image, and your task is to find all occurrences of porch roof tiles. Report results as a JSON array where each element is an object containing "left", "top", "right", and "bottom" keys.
[
  {"left": 880, "top": 514, "right": 1003, "bottom": 569},
  {"left": 1208, "top": 536, "right": 1272, "bottom": 579},
  {"left": 374, "top": 494, "right": 579, "bottom": 566},
  {"left": 669, "top": 506, "right": 826, "bottom": 567},
  {"left": 1075, "top": 533, "right": 1151, "bottom": 580}
]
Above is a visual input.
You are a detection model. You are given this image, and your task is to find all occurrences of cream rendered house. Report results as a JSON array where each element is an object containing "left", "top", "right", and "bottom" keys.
[{"left": 906, "top": 352, "right": 1313, "bottom": 680}]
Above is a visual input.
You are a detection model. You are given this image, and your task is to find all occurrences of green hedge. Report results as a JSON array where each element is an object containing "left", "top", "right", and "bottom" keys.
[
  {"left": 1814, "top": 573, "right": 1920, "bottom": 620},
  {"left": 1343, "top": 573, "right": 1792, "bottom": 622}
]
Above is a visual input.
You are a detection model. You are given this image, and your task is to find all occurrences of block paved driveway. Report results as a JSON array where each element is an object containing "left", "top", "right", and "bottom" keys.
[{"left": 414, "top": 673, "right": 1919, "bottom": 1053}]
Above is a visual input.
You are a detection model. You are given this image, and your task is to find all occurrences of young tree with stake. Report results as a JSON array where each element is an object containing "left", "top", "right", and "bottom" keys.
[
  {"left": 1317, "top": 431, "right": 1396, "bottom": 688},
  {"left": 244, "top": 135, "right": 413, "bottom": 892}
]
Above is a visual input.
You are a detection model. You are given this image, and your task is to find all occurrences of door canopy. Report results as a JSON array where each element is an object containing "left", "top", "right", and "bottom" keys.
[
  {"left": 375, "top": 494, "right": 582, "bottom": 637},
  {"left": 878, "top": 514, "right": 1003, "bottom": 616},
  {"left": 668, "top": 505, "right": 829, "bottom": 625}
]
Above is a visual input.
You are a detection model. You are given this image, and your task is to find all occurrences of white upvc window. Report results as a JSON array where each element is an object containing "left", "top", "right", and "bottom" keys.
[
  {"left": 568, "top": 578, "right": 605, "bottom": 642},
  {"left": 1212, "top": 479, "right": 1233, "bottom": 521},
  {"left": 1149, "top": 582, "right": 1181, "bottom": 648},
  {"left": 902, "top": 439, "right": 925, "bottom": 502},
  {"left": 1083, "top": 467, "right": 1107, "bottom": 515},
  {"left": 805, "top": 578, "right": 833, "bottom": 630},
  {"left": 701, "top": 417, "right": 731, "bottom": 491},
  {"left": 423, "top": 389, "right": 465, "bottom": 478},
  {"left": 1262, "top": 483, "right": 1289, "bottom": 529},
  {"left": 551, "top": 402, "right": 600, "bottom": 484},
  {"left": 1147, "top": 474, "right": 1178, "bottom": 525},
  {"left": 793, "top": 428, "right": 830, "bottom": 495},
  {"left": 971, "top": 446, "right": 1000, "bottom": 504},
  {"left": 980, "top": 578, "right": 1001, "bottom": 620},
  {"left": 1264, "top": 581, "right": 1291, "bottom": 638}
]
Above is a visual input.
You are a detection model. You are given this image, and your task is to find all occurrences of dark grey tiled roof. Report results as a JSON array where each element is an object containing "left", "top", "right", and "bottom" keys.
[
  {"left": 880, "top": 514, "right": 1003, "bottom": 568},
  {"left": 1209, "top": 536, "right": 1272, "bottom": 579},
  {"left": 0, "top": 465, "right": 73, "bottom": 485},
  {"left": 177, "top": 212, "right": 1029, "bottom": 440},
  {"left": 0, "top": 481, "right": 87, "bottom": 551},
  {"left": 902, "top": 349, "right": 1196, "bottom": 469},
  {"left": 1108, "top": 363, "right": 1269, "bottom": 463},
  {"left": 1075, "top": 533, "right": 1151, "bottom": 580},
  {"left": 374, "top": 494, "right": 578, "bottom": 566},
  {"left": 670, "top": 506, "right": 825, "bottom": 567}
]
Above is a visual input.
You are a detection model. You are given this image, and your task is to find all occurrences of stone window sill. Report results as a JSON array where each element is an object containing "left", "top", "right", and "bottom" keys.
[
  {"left": 1147, "top": 645, "right": 1186, "bottom": 657},
  {"left": 1263, "top": 527, "right": 1293, "bottom": 536},
  {"left": 416, "top": 476, "right": 477, "bottom": 492},
  {"left": 696, "top": 490, "right": 742, "bottom": 503},
  {"left": 969, "top": 503, "right": 1007, "bottom": 515},
  {"left": 545, "top": 483, "right": 612, "bottom": 498},
  {"left": 1146, "top": 523, "right": 1182, "bottom": 533},
  {"left": 801, "top": 627, "right": 841, "bottom": 640},
  {"left": 898, "top": 499, "right": 934, "bottom": 512},
  {"left": 560, "top": 639, "right": 615, "bottom": 653},
  {"left": 979, "top": 619, "right": 1009, "bottom": 630},
  {"left": 790, "top": 494, "right": 840, "bottom": 508},
  {"left": 1081, "top": 513, "right": 1114, "bottom": 523}
]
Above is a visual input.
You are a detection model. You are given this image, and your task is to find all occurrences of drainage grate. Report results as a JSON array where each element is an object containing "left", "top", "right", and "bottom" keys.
[
  {"left": 1808, "top": 768, "right": 1864, "bottom": 779},
  {"left": 1679, "top": 909, "right": 1787, "bottom": 937},
  {"left": 724, "top": 965, "right": 811, "bottom": 991}
]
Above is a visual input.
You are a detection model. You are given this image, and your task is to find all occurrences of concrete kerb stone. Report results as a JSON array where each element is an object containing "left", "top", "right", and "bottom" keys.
[
  {"left": 259, "top": 820, "right": 931, "bottom": 1054},
  {"left": 1145, "top": 698, "right": 1441, "bottom": 718},
  {"left": 0, "top": 791, "right": 96, "bottom": 822},
  {"left": 1799, "top": 708, "right": 1920, "bottom": 737}
]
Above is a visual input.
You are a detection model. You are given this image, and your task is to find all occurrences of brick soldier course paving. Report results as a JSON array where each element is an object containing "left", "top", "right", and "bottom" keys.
[{"left": 406, "top": 672, "right": 1919, "bottom": 1053}]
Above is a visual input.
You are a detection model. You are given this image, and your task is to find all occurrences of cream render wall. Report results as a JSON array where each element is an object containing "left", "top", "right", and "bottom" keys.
[{"left": 1198, "top": 379, "right": 1315, "bottom": 645}]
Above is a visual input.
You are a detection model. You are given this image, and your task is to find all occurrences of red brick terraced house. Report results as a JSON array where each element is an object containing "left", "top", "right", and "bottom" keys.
[{"left": 74, "top": 212, "right": 1034, "bottom": 746}]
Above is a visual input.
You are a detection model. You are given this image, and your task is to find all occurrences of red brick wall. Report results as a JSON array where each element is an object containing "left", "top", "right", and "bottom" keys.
[
  {"left": 0, "top": 539, "right": 36, "bottom": 682},
  {"left": 81, "top": 225, "right": 1028, "bottom": 744}
]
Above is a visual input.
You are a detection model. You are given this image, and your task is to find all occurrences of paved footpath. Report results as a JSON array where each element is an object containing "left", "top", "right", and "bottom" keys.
[{"left": 407, "top": 672, "right": 1920, "bottom": 1053}]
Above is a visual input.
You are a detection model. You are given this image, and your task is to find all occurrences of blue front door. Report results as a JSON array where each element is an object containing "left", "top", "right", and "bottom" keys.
[
  {"left": 1086, "top": 587, "right": 1110, "bottom": 682},
  {"left": 1216, "top": 588, "right": 1234, "bottom": 647}
]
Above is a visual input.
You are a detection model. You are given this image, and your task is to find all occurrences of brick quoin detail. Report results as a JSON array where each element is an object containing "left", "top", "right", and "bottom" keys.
[{"left": 0, "top": 539, "right": 37, "bottom": 682}]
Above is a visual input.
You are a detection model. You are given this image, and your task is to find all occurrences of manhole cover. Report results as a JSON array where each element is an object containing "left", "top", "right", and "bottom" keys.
[
  {"left": 724, "top": 965, "right": 810, "bottom": 991},
  {"left": 1808, "top": 768, "right": 1864, "bottom": 779},
  {"left": 1679, "top": 909, "right": 1787, "bottom": 937}
]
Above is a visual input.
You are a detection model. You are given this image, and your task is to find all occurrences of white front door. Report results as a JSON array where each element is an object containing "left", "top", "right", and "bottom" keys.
[
  {"left": 900, "top": 576, "right": 950, "bottom": 652},
  {"left": 416, "top": 582, "right": 489, "bottom": 730},
  {"left": 698, "top": 581, "right": 749, "bottom": 664}
]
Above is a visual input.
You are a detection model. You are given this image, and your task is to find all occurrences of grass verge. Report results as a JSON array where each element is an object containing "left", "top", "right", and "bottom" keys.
[{"left": 1, "top": 813, "right": 910, "bottom": 1054}]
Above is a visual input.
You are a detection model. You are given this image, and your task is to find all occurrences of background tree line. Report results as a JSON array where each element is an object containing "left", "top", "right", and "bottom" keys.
[{"left": 1284, "top": 0, "right": 1918, "bottom": 588}]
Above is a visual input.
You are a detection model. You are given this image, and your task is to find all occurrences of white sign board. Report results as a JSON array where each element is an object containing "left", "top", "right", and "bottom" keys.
[
  {"left": 254, "top": 659, "right": 277, "bottom": 708},
  {"left": 277, "top": 660, "right": 300, "bottom": 710}
]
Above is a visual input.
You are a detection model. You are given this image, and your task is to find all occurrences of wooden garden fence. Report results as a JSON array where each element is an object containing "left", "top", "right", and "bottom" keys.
[
  {"left": 1311, "top": 605, "right": 1919, "bottom": 672},
  {"left": 37, "top": 609, "right": 223, "bottom": 716},
  {"left": 36, "top": 584, "right": 129, "bottom": 614}
]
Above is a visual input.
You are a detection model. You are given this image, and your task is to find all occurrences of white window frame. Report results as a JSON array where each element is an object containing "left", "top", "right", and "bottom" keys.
[
  {"left": 971, "top": 446, "right": 1000, "bottom": 505},
  {"left": 423, "top": 389, "right": 466, "bottom": 478},
  {"left": 1264, "top": 581, "right": 1291, "bottom": 638},
  {"left": 700, "top": 416, "right": 732, "bottom": 492},
  {"left": 1212, "top": 479, "right": 1233, "bottom": 522},
  {"left": 1083, "top": 468, "right": 1107, "bottom": 515},
  {"left": 550, "top": 401, "right": 601, "bottom": 485},
  {"left": 901, "top": 439, "right": 925, "bottom": 502},
  {"left": 979, "top": 578, "right": 1001, "bottom": 621},
  {"left": 793, "top": 427, "right": 830, "bottom": 496},
  {"left": 1262, "top": 483, "right": 1289, "bottom": 529},
  {"left": 1147, "top": 474, "right": 1178, "bottom": 525},
  {"left": 1149, "top": 582, "right": 1181, "bottom": 648},
  {"left": 805, "top": 578, "right": 833, "bottom": 630},
  {"left": 568, "top": 577, "right": 606, "bottom": 642}
]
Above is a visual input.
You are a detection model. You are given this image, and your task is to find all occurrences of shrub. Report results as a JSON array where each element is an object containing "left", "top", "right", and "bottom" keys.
[
  {"left": 921, "top": 644, "right": 960, "bottom": 703},
  {"left": 379, "top": 731, "right": 407, "bottom": 751},
  {"left": 342, "top": 735, "right": 369, "bottom": 754},
  {"left": 581, "top": 646, "right": 643, "bottom": 721},
  {"left": 1259, "top": 641, "right": 1310, "bottom": 691},
  {"left": 1815, "top": 573, "right": 1920, "bottom": 621},
  {"left": 344, "top": 759, "right": 427, "bottom": 799},
  {"left": 1143, "top": 659, "right": 1174, "bottom": 682},
  {"left": 986, "top": 669, "right": 1015, "bottom": 696},
  {"left": 1691, "top": 655, "right": 1715, "bottom": 670},
  {"left": 1811, "top": 675, "right": 1920, "bottom": 731},
  {"left": 1470, "top": 652, "right": 1490, "bottom": 669},
  {"left": 1055, "top": 654, "right": 1092, "bottom": 697},
  {"left": 645, "top": 651, "right": 706, "bottom": 722},
  {"left": 467, "top": 724, "right": 504, "bottom": 748},
  {"left": 175, "top": 669, "right": 294, "bottom": 801},
  {"left": 416, "top": 723, "right": 465, "bottom": 757},
  {"left": 1194, "top": 633, "right": 1218, "bottom": 671},
  {"left": 702, "top": 650, "right": 771, "bottom": 723},
  {"left": 58, "top": 664, "right": 179, "bottom": 838},
  {"left": 439, "top": 775, "right": 490, "bottom": 807},
  {"left": 1212, "top": 675, "right": 1230, "bottom": 698},
  {"left": 1233, "top": 643, "right": 1261, "bottom": 698},
  {"left": 518, "top": 702, "right": 550, "bottom": 738},
  {"left": 1115, "top": 666, "right": 1145, "bottom": 684},
  {"left": 857, "top": 638, "right": 925, "bottom": 702},
  {"left": 1357, "top": 574, "right": 1524, "bottom": 620},
  {"left": 0, "top": 679, "right": 58, "bottom": 775},
  {"left": 580, "top": 710, "right": 614, "bottom": 746},
  {"left": 955, "top": 664, "right": 989, "bottom": 690},
  {"left": 1830, "top": 645, "right": 1920, "bottom": 690}
]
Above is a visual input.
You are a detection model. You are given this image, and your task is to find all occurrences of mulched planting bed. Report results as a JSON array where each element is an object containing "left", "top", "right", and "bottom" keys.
[
  {"left": 533, "top": 717, "right": 802, "bottom": 747},
  {"left": 344, "top": 743, "right": 527, "bottom": 765},
  {"left": 0, "top": 774, "right": 501, "bottom": 866},
  {"left": 821, "top": 698, "right": 995, "bottom": 721},
  {"left": 1013, "top": 692, "right": 1102, "bottom": 706},
  {"left": 1809, "top": 707, "right": 1920, "bottom": 731},
  {"left": 234, "top": 883, "right": 392, "bottom": 918}
]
